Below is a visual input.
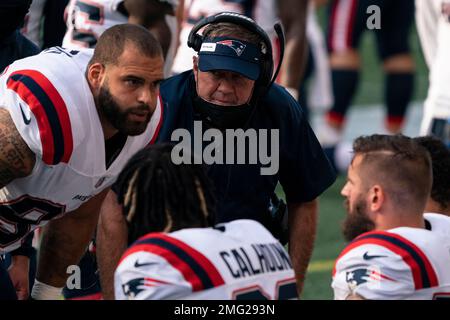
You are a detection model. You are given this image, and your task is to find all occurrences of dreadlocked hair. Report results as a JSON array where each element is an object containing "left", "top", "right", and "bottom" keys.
[{"left": 115, "top": 144, "right": 217, "bottom": 244}]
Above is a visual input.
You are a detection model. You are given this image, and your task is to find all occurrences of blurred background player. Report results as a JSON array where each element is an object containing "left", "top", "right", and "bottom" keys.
[
  {"left": 277, "top": 0, "right": 308, "bottom": 100},
  {"left": 415, "top": 0, "right": 450, "bottom": 146},
  {"left": 414, "top": 136, "right": 450, "bottom": 217},
  {"left": 63, "top": 0, "right": 182, "bottom": 76},
  {"left": 282, "top": 0, "right": 334, "bottom": 121},
  {"left": 114, "top": 144, "right": 297, "bottom": 300},
  {"left": 321, "top": 0, "right": 416, "bottom": 170},
  {"left": 333, "top": 134, "right": 450, "bottom": 299},
  {"left": 21, "top": 0, "right": 69, "bottom": 49}
]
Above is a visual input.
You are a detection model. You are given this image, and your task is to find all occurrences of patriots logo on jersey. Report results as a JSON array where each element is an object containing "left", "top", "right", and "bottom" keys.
[
  {"left": 122, "top": 277, "right": 173, "bottom": 298},
  {"left": 346, "top": 267, "right": 396, "bottom": 290},
  {"left": 346, "top": 268, "right": 372, "bottom": 287},
  {"left": 217, "top": 40, "right": 246, "bottom": 56},
  {"left": 122, "top": 278, "right": 147, "bottom": 298}
]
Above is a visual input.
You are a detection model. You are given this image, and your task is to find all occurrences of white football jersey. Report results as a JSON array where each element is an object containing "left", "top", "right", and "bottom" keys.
[
  {"left": 171, "top": 0, "right": 278, "bottom": 75},
  {"left": 332, "top": 213, "right": 450, "bottom": 300},
  {"left": 115, "top": 220, "right": 297, "bottom": 300},
  {"left": 0, "top": 47, "right": 163, "bottom": 254},
  {"left": 62, "top": 0, "right": 179, "bottom": 76}
]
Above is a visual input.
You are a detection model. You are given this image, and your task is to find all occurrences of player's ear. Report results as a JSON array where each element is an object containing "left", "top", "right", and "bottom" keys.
[
  {"left": 192, "top": 56, "right": 199, "bottom": 80},
  {"left": 369, "top": 185, "right": 384, "bottom": 212},
  {"left": 87, "top": 62, "right": 106, "bottom": 91},
  {"left": 193, "top": 56, "right": 199, "bottom": 69}
]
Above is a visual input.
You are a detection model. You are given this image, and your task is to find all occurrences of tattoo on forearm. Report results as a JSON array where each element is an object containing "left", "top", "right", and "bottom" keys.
[{"left": 0, "top": 108, "right": 35, "bottom": 187}]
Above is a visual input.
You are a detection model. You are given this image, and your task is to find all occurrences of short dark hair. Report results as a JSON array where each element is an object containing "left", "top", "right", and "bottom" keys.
[
  {"left": 414, "top": 136, "right": 450, "bottom": 210},
  {"left": 88, "top": 24, "right": 163, "bottom": 67},
  {"left": 115, "top": 144, "right": 217, "bottom": 244},
  {"left": 352, "top": 134, "right": 432, "bottom": 213}
]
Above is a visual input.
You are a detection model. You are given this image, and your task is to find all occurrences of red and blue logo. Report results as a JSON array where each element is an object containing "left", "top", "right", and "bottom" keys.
[{"left": 216, "top": 40, "right": 246, "bottom": 56}]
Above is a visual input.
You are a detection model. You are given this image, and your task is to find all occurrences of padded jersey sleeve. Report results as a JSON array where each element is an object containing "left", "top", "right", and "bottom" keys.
[
  {"left": 332, "top": 246, "right": 415, "bottom": 300},
  {"left": 0, "top": 64, "right": 74, "bottom": 166},
  {"left": 332, "top": 234, "right": 423, "bottom": 300}
]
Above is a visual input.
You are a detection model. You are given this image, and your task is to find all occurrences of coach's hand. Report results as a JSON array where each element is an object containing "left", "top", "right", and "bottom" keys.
[{"left": 8, "top": 255, "right": 30, "bottom": 300}]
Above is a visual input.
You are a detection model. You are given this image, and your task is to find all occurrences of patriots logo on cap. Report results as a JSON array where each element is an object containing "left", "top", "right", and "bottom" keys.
[{"left": 217, "top": 40, "right": 246, "bottom": 56}]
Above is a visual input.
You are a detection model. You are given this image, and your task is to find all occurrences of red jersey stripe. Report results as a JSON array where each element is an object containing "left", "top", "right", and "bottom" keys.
[
  {"left": 120, "top": 243, "right": 204, "bottom": 291},
  {"left": 16, "top": 70, "right": 73, "bottom": 163}
]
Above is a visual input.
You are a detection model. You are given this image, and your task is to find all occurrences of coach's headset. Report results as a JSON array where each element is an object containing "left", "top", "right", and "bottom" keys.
[{"left": 187, "top": 12, "right": 285, "bottom": 128}]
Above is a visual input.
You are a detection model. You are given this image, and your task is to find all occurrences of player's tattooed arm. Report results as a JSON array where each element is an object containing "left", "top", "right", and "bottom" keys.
[{"left": 0, "top": 108, "right": 35, "bottom": 188}]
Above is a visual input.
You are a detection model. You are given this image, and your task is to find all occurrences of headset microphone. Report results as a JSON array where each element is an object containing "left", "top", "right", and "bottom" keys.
[{"left": 268, "top": 23, "right": 286, "bottom": 90}]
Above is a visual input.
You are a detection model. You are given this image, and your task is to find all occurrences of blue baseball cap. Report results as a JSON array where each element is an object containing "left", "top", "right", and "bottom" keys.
[{"left": 198, "top": 37, "right": 262, "bottom": 80}]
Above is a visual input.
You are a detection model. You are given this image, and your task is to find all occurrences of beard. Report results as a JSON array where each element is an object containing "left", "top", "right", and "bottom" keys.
[
  {"left": 342, "top": 197, "right": 375, "bottom": 242},
  {"left": 97, "top": 84, "right": 151, "bottom": 136}
]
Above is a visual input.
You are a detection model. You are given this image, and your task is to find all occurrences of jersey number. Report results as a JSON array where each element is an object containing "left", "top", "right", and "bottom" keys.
[
  {"left": 0, "top": 195, "right": 65, "bottom": 249},
  {"left": 71, "top": 0, "right": 104, "bottom": 47},
  {"left": 232, "top": 278, "right": 298, "bottom": 300},
  {"left": 433, "top": 292, "right": 450, "bottom": 300}
]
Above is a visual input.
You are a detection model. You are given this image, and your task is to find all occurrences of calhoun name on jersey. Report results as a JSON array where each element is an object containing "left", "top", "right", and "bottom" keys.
[{"left": 115, "top": 219, "right": 297, "bottom": 300}]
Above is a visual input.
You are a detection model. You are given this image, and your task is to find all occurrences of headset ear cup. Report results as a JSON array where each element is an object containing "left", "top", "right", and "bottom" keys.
[
  {"left": 251, "top": 57, "right": 272, "bottom": 105},
  {"left": 259, "top": 57, "right": 273, "bottom": 89},
  {"left": 190, "top": 34, "right": 203, "bottom": 52}
]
